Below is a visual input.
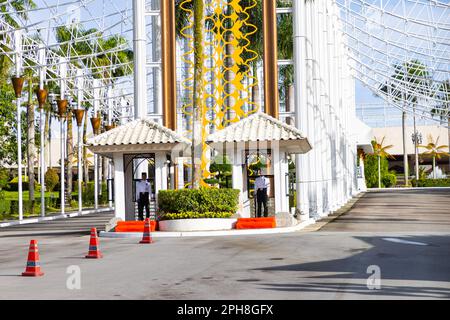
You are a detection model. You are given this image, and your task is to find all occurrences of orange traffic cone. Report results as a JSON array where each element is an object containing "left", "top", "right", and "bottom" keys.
[
  {"left": 85, "top": 228, "right": 103, "bottom": 259},
  {"left": 139, "top": 218, "right": 153, "bottom": 244},
  {"left": 22, "top": 240, "right": 44, "bottom": 277}
]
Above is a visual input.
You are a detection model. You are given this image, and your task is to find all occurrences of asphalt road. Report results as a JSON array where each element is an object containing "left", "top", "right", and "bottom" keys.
[{"left": 0, "top": 189, "right": 449, "bottom": 300}]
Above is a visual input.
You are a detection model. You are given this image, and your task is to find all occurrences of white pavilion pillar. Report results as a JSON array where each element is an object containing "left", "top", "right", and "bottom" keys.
[
  {"left": 154, "top": 152, "right": 168, "bottom": 208},
  {"left": 230, "top": 147, "right": 248, "bottom": 217},
  {"left": 176, "top": 158, "right": 185, "bottom": 189},
  {"left": 113, "top": 154, "right": 126, "bottom": 220},
  {"left": 293, "top": 0, "right": 310, "bottom": 219}
]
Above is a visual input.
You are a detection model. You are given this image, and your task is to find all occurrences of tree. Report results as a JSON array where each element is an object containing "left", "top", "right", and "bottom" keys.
[
  {"left": 25, "top": 71, "right": 36, "bottom": 206},
  {"left": 44, "top": 168, "right": 59, "bottom": 192},
  {"left": 419, "top": 135, "right": 449, "bottom": 179},
  {"left": 0, "top": 0, "right": 37, "bottom": 79},
  {"left": 371, "top": 137, "right": 394, "bottom": 188},
  {"left": 431, "top": 79, "right": 450, "bottom": 174},
  {"left": 207, "top": 155, "right": 232, "bottom": 188},
  {"left": 380, "top": 59, "right": 432, "bottom": 185}
]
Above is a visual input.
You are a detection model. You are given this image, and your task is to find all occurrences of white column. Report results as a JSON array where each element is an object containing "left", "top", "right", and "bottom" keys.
[
  {"left": 59, "top": 57, "right": 67, "bottom": 214},
  {"left": 113, "top": 154, "right": 126, "bottom": 220},
  {"left": 305, "top": 0, "right": 318, "bottom": 218},
  {"left": 107, "top": 86, "right": 113, "bottom": 207},
  {"left": 133, "top": 0, "right": 147, "bottom": 120},
  {"left": 293, "top": 0, "right": 310, "bottom": 219},
  {"left": 14, "top": 30, "right": 23, "bottom": 221},
  {"left": 93, "top": 79, "right": 100, "bottom": 209},
  {"left": 38, "top": 43, "right": 46, "bottom": 217},
  {"left": 312, "top": 0, "right": 324, "bottom": 217},
  {"left": 231, "top": 148, "right": 247, "bottom": 217},
  {"left": 77, "top": 69, "right": 84, "bottom": 213},
  {"left": 321, "top": 0, "right": 332, "bottom": 214},
  {"left": 154, "top": 152, "right": 167, "bottom": 208},
  {"left": 177, "top": 158, "right": 185, "bottom": 189}
]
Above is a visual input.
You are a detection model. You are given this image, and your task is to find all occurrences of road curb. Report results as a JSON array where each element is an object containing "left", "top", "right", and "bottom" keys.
[
  {"left": 99, "top": 218, "right": 317, "bottom": 238},
  {"left": 0, "top": 207, "right": 114, "bottom": 228}
]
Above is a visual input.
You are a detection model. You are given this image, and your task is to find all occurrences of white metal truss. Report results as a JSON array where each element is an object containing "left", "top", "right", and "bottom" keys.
[
  {"left": 335, "top": 0, "right": 450, "bottom": 127},
  {"left": 0, "top": 0, "right": 448, "bottom": 127}
]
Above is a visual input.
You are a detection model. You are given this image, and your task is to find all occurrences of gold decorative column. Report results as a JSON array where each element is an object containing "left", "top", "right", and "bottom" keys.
[
  {"left": 161, "top": 0, "right": 177, "bottom": 131},
  {"left": 263, "top": 0, "right": 279, "bottom": 119}
]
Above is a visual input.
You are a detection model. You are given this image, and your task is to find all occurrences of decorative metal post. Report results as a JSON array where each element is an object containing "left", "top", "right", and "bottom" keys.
[
  {"left": 75, "top": 69, "right": 84, "bottom": 213},
  {"left": 57, "top": 99, "right": 68, "bottom": 214},
  {"left": 12, "top": 30, "right": 24, "bottom": 220},
  {"left": 37, "top": 43, "right": 47, "bottom": 217},
  {"left": 92, "top": 79, "right": 101, "bottom": 210},
  {"left": 12, "top": 75, "right": 24, "bottom": 220},
  {"left": 73, "top": 108, "right": 84, "bottom": 213}
]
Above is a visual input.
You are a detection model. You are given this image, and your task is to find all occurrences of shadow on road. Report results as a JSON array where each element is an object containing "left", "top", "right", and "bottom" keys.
[{"left": 254, "top": 235, "right": 450, "bottom": 299}]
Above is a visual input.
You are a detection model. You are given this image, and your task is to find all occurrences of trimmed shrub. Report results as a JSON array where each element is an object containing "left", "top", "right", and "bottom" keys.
[
  {"left": 364, "top": 154, "right": 398, "bottom": 188},
  {"left": 7, "top": 175, "right": 35, "bottom": 191},
  {"left": 411, "top": 178, "right": 450, "bottom": 188},
  {"left": 158, "top": 188, "right": 240, "bottom": 214},
  {"left": 81, "top": 182, "right": 108, "bottom": 206},
  {"left": 45, "top": 169, "right": 59, "bottom": 192},
  {"left": 382, "top": 173, "right": 397, "bottom": 188},
  {"left": 160, "top": 211, "right": 233, "bottom": 221}
]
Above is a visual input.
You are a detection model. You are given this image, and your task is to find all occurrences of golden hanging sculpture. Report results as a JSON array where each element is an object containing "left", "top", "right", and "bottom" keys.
[{"left": 180, "top": 0, "right": 260, "bottom": 187}]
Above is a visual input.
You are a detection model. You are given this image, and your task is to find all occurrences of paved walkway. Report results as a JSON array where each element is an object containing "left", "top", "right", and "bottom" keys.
[{"left": 0, "top": 189, "right": 449, "bottom": 299}]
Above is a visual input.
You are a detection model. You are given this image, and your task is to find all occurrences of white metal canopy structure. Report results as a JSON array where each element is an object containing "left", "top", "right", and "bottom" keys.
[
  {"left": 1, "top": 1, "right": 448, "bottom": 126},
  {"left": 336, "top": 0, "right": 450, "bottom": 126},
  {"left": 0, "top": 0, "right": 448, "bottom": 221}
]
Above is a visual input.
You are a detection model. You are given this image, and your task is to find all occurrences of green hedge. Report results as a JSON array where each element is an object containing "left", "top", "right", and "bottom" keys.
[
  {"left": 382, "top": 173, "right": 397, "bottom": 188},
  {"left": 160, "top": 211, "right": 233, "bottom": 221},
  {"left": 411, "top": 178, "right": 450, "bottom": 187},
  {"left": 158, "top": 188, "right": 239, "bottom": 214}
]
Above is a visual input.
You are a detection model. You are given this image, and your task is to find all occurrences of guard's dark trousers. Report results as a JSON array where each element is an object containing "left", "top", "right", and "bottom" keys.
[
  {"left": 138, "top": 192, "right": 150, "bottom": 221},
  {"left": 256, "top": 189, "right": 268, "bottom": 218}
]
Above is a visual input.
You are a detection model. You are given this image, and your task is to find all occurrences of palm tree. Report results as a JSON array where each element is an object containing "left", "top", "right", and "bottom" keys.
[
  {"left": 419, "top": 135, "right": 449, "bottom": 179},
  {"left": 431, "top": 79, "right": 450, "bottom": 174},
  {"left": 25, "top": 70, "right": 36, "bottom": 208},
  {"left": 0, "top": 0, "right": 37, "bottom": 80},
  {"left": 380, "top": 59, "right": 432, "bottom": 186},
  {"left": 372, "top": 137, "right": 394, "bottom": 188},
  {"left": 175, "top": 0, "right": 205, "bottom": 188}
]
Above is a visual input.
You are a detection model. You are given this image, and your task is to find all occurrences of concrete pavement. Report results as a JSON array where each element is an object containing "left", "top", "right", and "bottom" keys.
[{"left": 0, "top": 190, "right": 449, "bottom": 300}]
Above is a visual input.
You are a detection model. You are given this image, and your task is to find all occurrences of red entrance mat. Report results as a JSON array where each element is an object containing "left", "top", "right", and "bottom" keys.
[
  {"left": 236, "top": 217, "right": 276, "bottom": 229},
  {"left": 115, "top": 220, "right": 157, "bottom": 232}
]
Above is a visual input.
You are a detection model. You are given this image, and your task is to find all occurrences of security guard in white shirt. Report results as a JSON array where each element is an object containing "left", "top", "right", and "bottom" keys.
[
  {"left": 136, "top": 172, "right": 152, "bottom": 221},
  {"left": 254, "top": 170, "right": 270, "bottom": 217}
]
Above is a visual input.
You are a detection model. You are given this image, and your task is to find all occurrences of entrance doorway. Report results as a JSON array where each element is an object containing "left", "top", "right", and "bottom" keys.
[
  {"left": 245, "top": 149, "right": 274, "bottom": 217},
  {"left": 124, "top": 154, "right": 156, "bottom": 221}
]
